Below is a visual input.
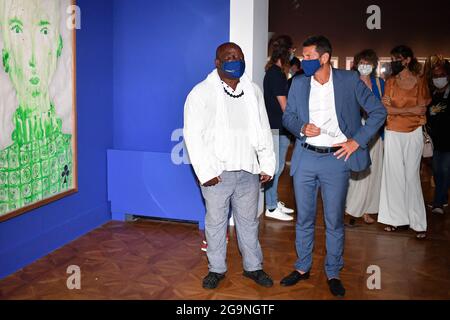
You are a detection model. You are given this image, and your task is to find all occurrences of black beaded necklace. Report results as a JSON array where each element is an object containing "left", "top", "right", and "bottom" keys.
[{"left": 222, "top": 81, "right": 244, "bottom": 98}]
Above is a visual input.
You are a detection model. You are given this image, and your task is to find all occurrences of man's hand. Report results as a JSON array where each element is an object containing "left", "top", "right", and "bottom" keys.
[
  {"left": 332, "top": 139, "right": 360, "bottom": 162},
  {"left": 302, "top": 123, "right": 321, "bottom": 137},
  {"left": 260, "top": 172, "right": 272, "bottom": 184},
  {"left": 202, "top": 176, "right": 221, "bottom": 187}
]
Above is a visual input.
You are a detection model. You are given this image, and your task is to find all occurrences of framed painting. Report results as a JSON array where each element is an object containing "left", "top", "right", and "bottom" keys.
[{"left": 0, "top": 0, "right": 77, "bottom": 222}]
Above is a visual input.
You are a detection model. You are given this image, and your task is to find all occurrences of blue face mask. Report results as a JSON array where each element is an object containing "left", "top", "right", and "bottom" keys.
[
  {"left": 221, "top": 60, "right": 246, "bottom": 79},
  {"left": 301, "top": 59, "right": 321, "bottom": 77}
]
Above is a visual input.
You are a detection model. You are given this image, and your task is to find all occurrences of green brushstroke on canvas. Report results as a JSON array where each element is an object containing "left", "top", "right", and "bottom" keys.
[{"left": 2, "top": 49, "right": 10, "bottom": 73}]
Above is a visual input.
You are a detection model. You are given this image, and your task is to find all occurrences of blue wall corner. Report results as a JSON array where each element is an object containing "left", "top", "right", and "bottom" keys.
[{"left": 1, "top": 0, "right": 230, "bottom": 279}]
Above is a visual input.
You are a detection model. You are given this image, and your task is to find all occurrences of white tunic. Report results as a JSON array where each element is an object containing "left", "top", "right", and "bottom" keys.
[{"left": 183, "top": 70, "right": 275, "bottom": 185}]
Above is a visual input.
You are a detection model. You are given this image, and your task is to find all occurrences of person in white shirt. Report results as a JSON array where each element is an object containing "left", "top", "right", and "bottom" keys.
[{"left": 183, "top": 43, "right": 276, "bottom": 290}]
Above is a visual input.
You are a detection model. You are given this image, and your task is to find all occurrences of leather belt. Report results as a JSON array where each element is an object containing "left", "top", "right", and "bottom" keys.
[{"left": 301, "top": 143, "right": 340, "bottom": 154}]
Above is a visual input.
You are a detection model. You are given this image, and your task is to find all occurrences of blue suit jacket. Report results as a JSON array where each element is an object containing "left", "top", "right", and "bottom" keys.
[{"left": 282, "top": 68, "right": 387, "bottom": 174}]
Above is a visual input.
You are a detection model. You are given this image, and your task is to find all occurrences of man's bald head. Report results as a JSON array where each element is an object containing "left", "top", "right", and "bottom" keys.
[{"left": 216, "top": 42, "right": 243, "bottom": 59}]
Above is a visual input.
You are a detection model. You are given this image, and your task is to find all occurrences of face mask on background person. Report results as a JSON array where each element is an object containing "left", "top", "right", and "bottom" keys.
[
  {"left": 358, "top": 64, "right": 373, "bottom": 76},
  {"left": 391, "top": 60, "right": 405, "bottom": 76},
  {"left": 221, "top": 60, "right": 246, "bottom": 79},
  {"left": 432, "top": 77, "right": 449, "bottom": 89}
]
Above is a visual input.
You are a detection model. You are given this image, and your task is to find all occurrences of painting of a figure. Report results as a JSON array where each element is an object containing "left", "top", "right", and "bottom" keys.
[{"left": 0, "top": 0, "right": 77, "bottom": 220}]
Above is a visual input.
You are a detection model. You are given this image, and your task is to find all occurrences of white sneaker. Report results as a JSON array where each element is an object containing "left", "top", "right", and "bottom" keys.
[
  {"left": 229, "top": 215, "right": 235, "bottom": 226},
  {"left": 277, "top": 201, "right": 294, "bottom": 214},
  {"left": 432, "top": 206, "right": 444, "bottom": 214},
  {"left": 265, "top": 208, "right": 294, "bottom": 221}
]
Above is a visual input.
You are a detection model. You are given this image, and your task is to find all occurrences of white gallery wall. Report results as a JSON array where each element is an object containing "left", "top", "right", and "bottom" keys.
[
  {"left": 230, "top": 0, "right": 269, "bottom": 216},
  {"left": 230, "top": 0, "right": 269, "bottom": 89}
]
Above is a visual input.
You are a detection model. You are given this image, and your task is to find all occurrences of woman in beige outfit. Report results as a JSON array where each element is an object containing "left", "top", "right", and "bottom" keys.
[{"left": 346, "top": 49, "right": 385, "bottom": 225}]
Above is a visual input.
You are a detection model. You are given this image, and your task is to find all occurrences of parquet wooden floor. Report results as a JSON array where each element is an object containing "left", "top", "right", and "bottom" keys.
[{"left": 0, "top": 158, "right": 449, "bottom": 300}]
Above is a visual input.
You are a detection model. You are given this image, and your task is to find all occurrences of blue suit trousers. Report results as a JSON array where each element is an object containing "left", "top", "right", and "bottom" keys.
[{"left": 292, "top": 147, "right": 350, "bottom": 279}]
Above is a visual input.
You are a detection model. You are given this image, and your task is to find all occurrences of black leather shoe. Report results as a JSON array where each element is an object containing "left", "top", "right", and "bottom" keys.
[
  {"left": 202, "top": 272, "right": 225, "bottom": 289},
  {"left": 280, "top": 270, "right": 310, "bottom": 286},
  {"left": 348, "top": 218, "right": 357, "bottom": 227},
  {"left": 243, "top": 270, "right": 273, "bottom": 287},
  {"left": 327, "top": 278, "right": 345, "bottom": 297}
]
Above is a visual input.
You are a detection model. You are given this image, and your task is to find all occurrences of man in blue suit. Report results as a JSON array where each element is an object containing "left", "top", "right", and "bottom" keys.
[{"left": 280, "top": 36, "right": 387, "bottom": 297}]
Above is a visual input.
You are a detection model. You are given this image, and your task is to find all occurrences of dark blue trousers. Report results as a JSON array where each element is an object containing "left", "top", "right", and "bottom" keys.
[
  {"left": 432, "top": 150, "right": 450, "bottom": 207},
  {"left": 292, "top": 147, "right": 350, "bottom": 279}
]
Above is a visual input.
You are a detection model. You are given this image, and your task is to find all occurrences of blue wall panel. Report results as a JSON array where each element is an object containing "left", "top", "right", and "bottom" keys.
[
  {"left": 109, "top": 0, "right": 230, "bottom": 228},
  {"left": 107, "top": 150, "right": 205, "bottom": 228},
  {"left": 113, "top": 0, "right": 230, "bottom": 152}
]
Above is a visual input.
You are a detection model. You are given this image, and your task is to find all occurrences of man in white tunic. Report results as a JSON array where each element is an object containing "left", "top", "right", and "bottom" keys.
[{"left": 183, "top": 43, "right": 276, "bottom": 289}]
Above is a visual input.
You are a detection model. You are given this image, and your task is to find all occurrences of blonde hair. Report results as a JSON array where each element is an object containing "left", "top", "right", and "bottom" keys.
[{"left": 424, "top": 54, "right": 449, "bottom": 88}]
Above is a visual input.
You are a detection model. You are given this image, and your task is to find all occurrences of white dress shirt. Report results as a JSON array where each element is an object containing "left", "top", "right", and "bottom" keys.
[{"left": 306, "top": 67, "right": 347, "bottom": 147}]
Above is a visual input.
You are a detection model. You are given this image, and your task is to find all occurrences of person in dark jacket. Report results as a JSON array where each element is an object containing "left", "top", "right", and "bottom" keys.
[{"left": 425, "top": 56, "right": 450, "bottom": 214}]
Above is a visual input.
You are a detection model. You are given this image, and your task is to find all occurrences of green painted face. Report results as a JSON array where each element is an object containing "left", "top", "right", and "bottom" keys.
[{"left": 0, "top": 0, "right": 62, "bottom": 110}]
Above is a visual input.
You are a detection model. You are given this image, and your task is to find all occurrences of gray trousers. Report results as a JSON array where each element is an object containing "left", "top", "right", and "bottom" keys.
[{"left": 200, "top": 170, "right": 262, "bottom": 274}]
